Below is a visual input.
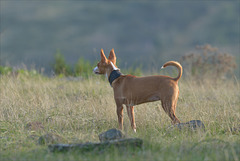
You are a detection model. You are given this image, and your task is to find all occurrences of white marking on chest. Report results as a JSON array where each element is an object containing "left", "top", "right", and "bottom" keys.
[{"left": 110, "top": 62, "right": 119, "bottom": 71}]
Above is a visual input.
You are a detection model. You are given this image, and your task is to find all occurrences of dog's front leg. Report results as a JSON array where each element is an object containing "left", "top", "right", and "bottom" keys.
[
  {"left": 127, "top": 106, "right": 136, "bottom": 132},
  {"left": 116, "top": 105, "right": 124, "bottom": 130}
]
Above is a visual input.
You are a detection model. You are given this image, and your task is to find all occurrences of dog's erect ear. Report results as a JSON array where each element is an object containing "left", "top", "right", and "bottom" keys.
[
  {"left": 108, "top": 48, "right": 116, "bottom": 64},
  {"left": 100, "top": 49, "right": 107, "bottom": 63}
]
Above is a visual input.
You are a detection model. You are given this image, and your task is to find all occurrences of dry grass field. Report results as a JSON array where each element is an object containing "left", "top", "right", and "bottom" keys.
[{"left": 0, "top": 74, "right": 239, "bottom": 161}]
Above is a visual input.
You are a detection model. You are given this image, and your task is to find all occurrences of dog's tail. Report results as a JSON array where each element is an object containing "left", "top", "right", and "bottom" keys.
[{"left": 161, "top": 61, "right": 182, "bottom": 81}]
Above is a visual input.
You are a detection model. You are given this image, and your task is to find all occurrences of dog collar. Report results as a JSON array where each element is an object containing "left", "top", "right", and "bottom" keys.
[{"left": 108, "top": 70, "right": 122, "bottom": 86}]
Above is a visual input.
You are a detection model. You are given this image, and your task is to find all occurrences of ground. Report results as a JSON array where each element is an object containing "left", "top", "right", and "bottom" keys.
[{"left": 0, "top": 75, "right": 239, "bottom": 161}]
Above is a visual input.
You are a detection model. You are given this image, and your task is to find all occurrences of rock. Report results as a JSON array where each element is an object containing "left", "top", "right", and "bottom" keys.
[
  {"left": 167, "top": 120, "right": 205, "bottom": 132},
  {"left": 48, "top": 138, "right": 143, "bottom": 152},
  {"left": 38, "top": 133, "right": 64, "bottom": 145},
  {"left": 98, "top": 128, "right": 125, "bottom": 142},
  {"left": 48, "top": 128, "right": 142, "bottom": 153}
]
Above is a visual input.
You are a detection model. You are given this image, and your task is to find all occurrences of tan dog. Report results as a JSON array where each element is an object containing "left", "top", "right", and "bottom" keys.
[{"left": 93, "top": 49, "right": 182, "bottom": 132}]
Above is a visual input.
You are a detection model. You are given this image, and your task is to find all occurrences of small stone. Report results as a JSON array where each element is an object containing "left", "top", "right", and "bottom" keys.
[
  {"left": 167, "top": 120, "right": 205, "bottom": 132},
  {"left": 98, "top": 128, "right": 125, "bottom": 142},
  {"left": 48, "top": 138, "right": 143, "bottom": 152}
]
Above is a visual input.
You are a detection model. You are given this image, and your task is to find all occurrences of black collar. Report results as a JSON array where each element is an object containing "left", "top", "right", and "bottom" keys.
[{"left": 108, "top": 70, "right": 122, "bottom": 86}]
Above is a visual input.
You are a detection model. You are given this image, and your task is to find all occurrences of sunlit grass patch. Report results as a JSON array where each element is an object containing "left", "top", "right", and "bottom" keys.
[{"left": 0, "top": 75, "right": 239, "bottom": 161}]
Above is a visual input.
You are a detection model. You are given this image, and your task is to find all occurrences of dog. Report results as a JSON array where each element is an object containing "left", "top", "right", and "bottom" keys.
[{"left": 93, "top": 49, "right": 182, "bottom": 132}]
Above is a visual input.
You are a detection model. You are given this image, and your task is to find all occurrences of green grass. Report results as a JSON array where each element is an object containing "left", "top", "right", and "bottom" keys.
[{"left": 0, "top": 74, "right": 239, "bottom": 161}]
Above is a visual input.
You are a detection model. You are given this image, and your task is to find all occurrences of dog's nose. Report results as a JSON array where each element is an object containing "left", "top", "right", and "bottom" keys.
[{"left": 93, "top": 66, "right": 99, "bottom": 74}]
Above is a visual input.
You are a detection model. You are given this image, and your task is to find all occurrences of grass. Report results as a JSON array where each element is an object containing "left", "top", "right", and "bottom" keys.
[{"left": 0, "top": 74, "right": 239, "bottom": 161}]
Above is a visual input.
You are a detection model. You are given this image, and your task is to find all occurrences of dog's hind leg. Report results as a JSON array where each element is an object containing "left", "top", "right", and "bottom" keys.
[
  {"left": 127, "top": 106, "right": 136, "bottom": 132},
  {"left": 171, "top": 92, "right": 181, "bottom": 124},
  {"left": 161, "top": 100, "right": 180, "bottom": 124},
  {"left": 170, "top": 107, "right": 180, "bottom": 124}
]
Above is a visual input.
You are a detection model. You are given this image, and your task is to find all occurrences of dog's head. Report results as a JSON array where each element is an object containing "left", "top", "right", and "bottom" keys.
[{"left": 93, "top": 49, "right": 117, "bottom": 75}]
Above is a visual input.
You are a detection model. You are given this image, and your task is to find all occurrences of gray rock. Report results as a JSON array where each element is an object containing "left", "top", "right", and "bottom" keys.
[
  {"left": 167, "top": 120, "right": 205, "bottom": 132},
  {"left": 98, "top": 128, "right": 125, "bottom": 142},
  {"left": 48, "top": 138, "right": 143, "bottom": 152}
]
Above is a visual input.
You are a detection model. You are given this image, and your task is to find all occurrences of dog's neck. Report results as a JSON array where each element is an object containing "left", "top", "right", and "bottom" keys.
[
  {"left": 106, "top": 62, "right": 122, "bottom": 86},
  {"left": 105, "top": 62, "right": 119, "bottom": 78}
]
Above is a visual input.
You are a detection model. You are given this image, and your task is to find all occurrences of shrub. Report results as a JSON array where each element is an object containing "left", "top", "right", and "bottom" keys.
[
  {"left": 17, "top": 69, "right": 40, "bottom": 77},
  {"left": 180, "top": 44, "right": 237, "bottom": 79},
  {"left": 0, "top": 65, "right": 41, "bottom": 78},
  {"left": 74, "top": 58, "right": 93, "bottom": 77},
  {"left": 0, "top": 66, "right": 13, "bottom": 75},
  {"left": 53, "top": 50, "right": 72, "bottom": 76}
]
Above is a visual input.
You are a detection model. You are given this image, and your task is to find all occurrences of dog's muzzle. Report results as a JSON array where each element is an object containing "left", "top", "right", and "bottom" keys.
[{"left": 93, "top": 66, "right": 100, "bottom": 74}]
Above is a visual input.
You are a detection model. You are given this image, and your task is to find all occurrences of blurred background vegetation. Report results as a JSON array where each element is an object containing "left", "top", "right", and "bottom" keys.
[{"left": 0, "top": 1, "right": 239, "bottom": 77}]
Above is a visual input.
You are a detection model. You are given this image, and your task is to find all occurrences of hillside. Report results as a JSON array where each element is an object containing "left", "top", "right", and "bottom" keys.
[{"left": 0, "top": 1, "right": 239, "bottom": 74}]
